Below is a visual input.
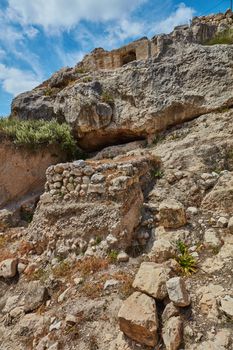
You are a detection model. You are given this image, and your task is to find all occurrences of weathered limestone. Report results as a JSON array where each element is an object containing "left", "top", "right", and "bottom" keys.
[
  {"left": 132, "top": 262, "right": 170, "bottom": 299},
  {"left": 11, "top": 13, "right": 233, "bottom": 151},
  {"left": 227, "top": 217, "right": 233, "bottom": 233},
  {"left": 76, "top": 37, "right": 155, "bottom": 71},
  {"left": 218, "top": 295, "right": 233, "bottom": 319},
  {"left": 0, "top": 141, "right": 66, "bottom": 210},
  {"left": 148, "top": 239, "right": 176, "bottom": 263},
  {"left": 162, "top": 316, "right": 183, "bottom": 350},
  {"left": 166, "top": 277, "right": 191, "bottom": 307},
  {"left": 0, "top": 258, "right": 18, "bottom": 278},
  {"left": 23, "top": 281, "right": 48, "bottom": 312},
  {"left": 159, "top": 200, "right": 187, "bottom": 229},
  {"left": 162, "top": 303, "right": 180, "bottom": 323},
  {"left": 118, "top": 292, "right": 158, "bottom": 347}
]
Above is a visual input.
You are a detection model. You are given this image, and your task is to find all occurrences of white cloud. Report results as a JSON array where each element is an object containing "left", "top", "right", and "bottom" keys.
[
  {"left": 153, "top": 3, "right": 195, "bottom": 34},
  {"left": 0, "top": 48, "right": 6, "bottom": 59},
  {"left": 7, "top": 0, "right": 147, "bottom": 32},
  {"left": 55, "top": 47, "right": 86, "bottom": 67},
  {"left": 0, "top": 64, "right": 41, "bottom": 96}
]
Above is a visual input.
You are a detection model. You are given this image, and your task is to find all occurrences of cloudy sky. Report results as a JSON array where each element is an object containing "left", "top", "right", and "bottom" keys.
[{"left": 0, "top": 0, "right": 229, "bottom": 115}]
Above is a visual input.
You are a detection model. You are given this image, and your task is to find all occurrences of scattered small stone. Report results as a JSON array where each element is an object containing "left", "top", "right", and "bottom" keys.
[
  {"left": 227, "top": 217, "right": 233, "bottom": 233},
  {"left": 58, "top": 287, "right": 71, "bottom": 303},
  {"left": 162, "top": 302, "right": 180, "bottom": 323},
  {"left": 17, "top": 262, "right": 27, "bottom": 274},
  {"left": 204, "top": 229, "right": 221, "bottom": 247},
  {"left": 49, "top": 320, "right": 62, "bottom": 331},
  {"left": 74, "top": 277, "right": 84, "bottom": 285},
  {"left": 104, "top": 279, "right": 119, "bottom": 290},
  {"left": 218, "top": 295, "right": 233, "bottom": 319},
  {"left": 24, "top": 281, "right": 48, "bottom": 312},
  {"left": 65, "top": 314, "right": 77, "bottom": 325},
  {"left": 159, "top": 199, "right": 187, "bottom": 229},
  {"left": 117, "top": 252, "right": 129, "bottom": 262},
  {"left": 0, "top": 258, "right": 18, "bottom": 278},
  {"left": 216, "top": 217, "right": 228, "bottom": 228},
  {"left": 166, "top": 277, "right": 191, "bottom": 307},
  {"left": 148, "top": 239, "right": 176, "bottom": 263},
  {"left": 162, "top": 316, "right": 183, "bottom": 350}
]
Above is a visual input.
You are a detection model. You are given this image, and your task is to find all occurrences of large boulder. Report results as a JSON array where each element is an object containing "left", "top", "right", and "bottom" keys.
[
  {"left": 118, "top": 292, "right": 159, "bottom": 347},
  {"left": 132, "top": 262, "right": 170, "bottom": 299}
]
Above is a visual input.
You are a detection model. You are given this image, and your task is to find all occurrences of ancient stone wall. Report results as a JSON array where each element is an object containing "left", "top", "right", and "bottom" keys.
[
  {"left": 192, "top": 9, "right": 233, "bottom": 27},
  {"left": 29, "top": 154, "right": 159, "bottom": 253},
  {"left": 76, "top": 37, "right": 158, "bottom": 71}
]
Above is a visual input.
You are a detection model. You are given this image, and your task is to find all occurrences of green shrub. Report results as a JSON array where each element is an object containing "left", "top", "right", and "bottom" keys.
[
  {"left": 101, "top": 91, "right": 114, "bottom": 105},
  {"left": 0, "top": 117, "right": 77, "bottom": 158},
  {"left": 205, "top": 29, "right": 233, "bottom": 45},
  {"left": 176, "top": 240, "right": 197, "bottom": 275},
  {"left": 108, "top": 250, "right": 118, "bottom": 263},
  {"left": 82, "top": 76, "right": 93, "bottom": 83},
  {"left": 152, "top": 169, "right": 164, "bottom": 179}
]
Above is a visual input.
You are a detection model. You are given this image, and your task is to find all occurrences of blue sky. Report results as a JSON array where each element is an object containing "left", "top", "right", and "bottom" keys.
[{"left": 0, "top": 0, "right": 230, "bottom": 116}]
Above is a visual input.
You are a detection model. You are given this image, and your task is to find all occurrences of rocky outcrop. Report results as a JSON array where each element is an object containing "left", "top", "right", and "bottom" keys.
[{"left": 11, "top": 11, "right": 233, "bottom": 151}]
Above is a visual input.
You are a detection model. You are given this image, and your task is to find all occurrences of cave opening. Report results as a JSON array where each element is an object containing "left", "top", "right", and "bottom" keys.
[{"left": 121, "top": 50, "right": 137, "bottom": 66}]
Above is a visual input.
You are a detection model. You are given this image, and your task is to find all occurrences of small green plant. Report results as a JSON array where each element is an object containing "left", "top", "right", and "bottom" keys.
[
  {"left": 101, "top": 91, "right": 114, "bottom": 105},
  {"left": 205, "top": 29, "right": 233, "bottom": 45},
  {"left": 30, "top": 268, "right": 50, "bottom": 283},
  {"left": 176, "top": 240, "right": 197, "bottom": 275},
  {"left": 75, "top": 67, "right": 87, "bottom": 74},
  {"left": 94, "top": 236, "right": 102, "bottom": 245},
  {"left": 82, "top": 76, "right": 93, "bottom": 83},
  {"left": 152, "top": 134, "right": 164, "bottom": 145},
  {"left": 108, "top": 250, "right": 118, "bottom": 263},
  {"left": 152, "top": 169, "right": 164, "bottom": 179}
]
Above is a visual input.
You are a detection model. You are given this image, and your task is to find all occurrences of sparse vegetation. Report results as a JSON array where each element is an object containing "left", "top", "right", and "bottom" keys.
[
  {"left": 44, "top": 87, "right": 58, "bottom": 96},
  {"left": 94, "top": 236, "right": 102, "bottom": 245},
  {"left": 82, "top": 76, "right": 93, "bottom": 83},
  {"left": 0, "top": 117, "right": 78, "bottom": 158},
  {"left": 75, "top": 67, "right": 88, "bottom": 74},
  {"left": 75, "top": 256, "right": 109, "bottom": 277},
  {"left": 152, "top": 169, "right": 164, "bottom": 179},
  {"left": 101, "top": 91, "right": 114, "bottom": 105},
  {"left": 176, "top": 240, "right": 197, "bottom": 275},
  {"left": 107, "top": 250, "right": 118, "bottom": 263},
  {"left": 205, "top": 29, "right": 233, "bottom": 45},
  {"left": 52, "top": 260, "right": 72, "bottom": 278},
  {"left": 152, "top": 134, "right": 164, "bottom": 145}
]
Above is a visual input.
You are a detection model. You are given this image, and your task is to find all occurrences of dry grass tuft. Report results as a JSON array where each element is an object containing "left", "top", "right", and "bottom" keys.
[{"left": 75, "top": 256, "right": 109, "bottom": 277}]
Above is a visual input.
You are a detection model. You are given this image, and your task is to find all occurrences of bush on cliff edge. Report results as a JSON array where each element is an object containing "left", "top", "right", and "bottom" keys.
[{"left": 0, "top": 117, "right": 78, "bottom": 158}]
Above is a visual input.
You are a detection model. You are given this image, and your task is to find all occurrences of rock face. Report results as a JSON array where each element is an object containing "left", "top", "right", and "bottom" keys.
[
  {"left": 118, "top": 292, "right": 158, "bottom": 347},
  {"left": 132, "top": 262, "right": 170, "bottom": 299},
  {"left": 11, "top": 18, "right": 233, "bottom": 151},
  {"left": 0, "top": 141, "right": 66, "bottom": 210},
  {"left": 29, "top": 154, "right": 158, "bottom": 252}
]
